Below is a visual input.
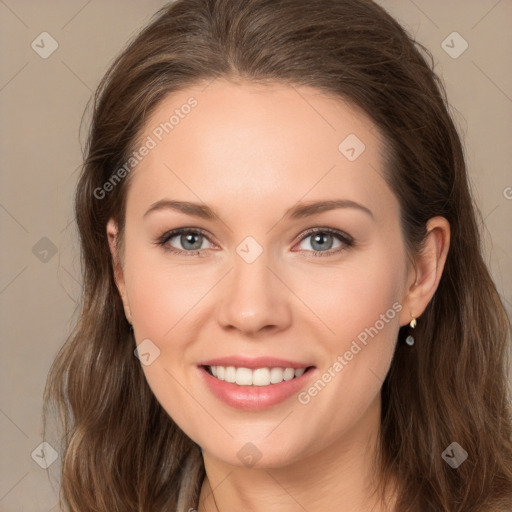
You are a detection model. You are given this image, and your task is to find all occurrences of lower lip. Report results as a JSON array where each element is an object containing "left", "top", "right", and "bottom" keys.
[{"left": 199, "top": 366, "right": 316, "bottom": 410}]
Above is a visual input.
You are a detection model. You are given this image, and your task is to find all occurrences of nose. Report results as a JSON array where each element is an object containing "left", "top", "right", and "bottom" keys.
[{"left": 215, "top": 249, "right": 292, "bottom": 337}]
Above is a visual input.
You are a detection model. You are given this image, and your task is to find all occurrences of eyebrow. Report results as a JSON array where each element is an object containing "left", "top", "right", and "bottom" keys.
[{"left": 143, "top": 198, "right": 374, "bottom": 221}]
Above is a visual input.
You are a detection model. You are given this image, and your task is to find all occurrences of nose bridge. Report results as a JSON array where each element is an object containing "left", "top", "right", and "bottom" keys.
[{"left": 216, "top": 237, "right": 291, "bottom": 334}]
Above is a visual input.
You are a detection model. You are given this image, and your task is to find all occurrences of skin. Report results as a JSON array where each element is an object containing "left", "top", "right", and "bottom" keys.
[{"left": 107, "top": 79, "right": 450, "bottom": 512}]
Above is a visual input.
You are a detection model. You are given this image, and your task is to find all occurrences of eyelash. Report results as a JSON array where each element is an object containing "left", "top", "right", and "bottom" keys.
[{"left": 155, "top": 227, "right": 354, "bottom": 258}]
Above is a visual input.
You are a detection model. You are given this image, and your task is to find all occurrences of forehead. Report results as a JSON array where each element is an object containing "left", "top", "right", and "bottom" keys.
[{"left": 125, "top": 79, "right": 395, "bottom": 223}]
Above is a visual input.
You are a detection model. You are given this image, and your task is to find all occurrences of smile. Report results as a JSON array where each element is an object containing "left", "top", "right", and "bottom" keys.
[
  {"left": 198, "top": 359, "right": 317, "bottom": 410},
  {"left": 205, "top": 365, "right": 309, "bottom": 386}
]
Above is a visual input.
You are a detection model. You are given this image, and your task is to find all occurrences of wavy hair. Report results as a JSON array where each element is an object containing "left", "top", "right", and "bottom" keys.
[{"left": 43, "top": 0, "right": 512, "bottom": 510}]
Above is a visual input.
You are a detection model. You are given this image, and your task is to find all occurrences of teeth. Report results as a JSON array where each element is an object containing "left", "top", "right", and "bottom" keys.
[
  {"left": 252, "top": 368, "right": 270, "bottom": 386},
  {"left": 270, "top": 367, "right": 284, "bottom": 384},
  {"left": 208, "top": 365, "right": 308, "bottom": 386},
  {"left": 294, "top": 367, "right": 305, "bottom": 377},
  {"left": 283, "top": 368, "right": 295, "bottom": 381},
  {"left": 236, "top": 367, "right": 253, "bottom": 385},
  {"left": 225, "top": 366, "right": 236, "bottom": 383}
]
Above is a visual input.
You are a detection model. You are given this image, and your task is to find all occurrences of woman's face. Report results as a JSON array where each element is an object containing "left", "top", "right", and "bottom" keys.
[{"left": 109, "top": 79, "right": 416, "bottom": 468}]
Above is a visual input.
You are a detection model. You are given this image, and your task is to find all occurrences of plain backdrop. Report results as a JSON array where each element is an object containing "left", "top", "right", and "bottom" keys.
[{"left": 0, "top": 1, "right": 511, "bottom": 510}]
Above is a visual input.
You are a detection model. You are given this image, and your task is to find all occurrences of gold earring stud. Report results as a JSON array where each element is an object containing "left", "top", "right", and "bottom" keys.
[{"left": 406, "top": 316, "right": 416, "bottom": 346}]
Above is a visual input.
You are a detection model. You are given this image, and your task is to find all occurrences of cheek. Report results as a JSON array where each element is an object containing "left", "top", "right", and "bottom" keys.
[
  {"left": 124, "top": 244, "right": 212, "bottom": 341},
  {"left": 292, "top": 247, "right": 405, "bottom": 350},
  {"left": 123, "top": 249, "right": 209, "bottom": 439},
  {"left": 293, "top": 247, "right": 404, "bottom": 416},
  {"left": 338, "top": 249, "right": 405, "bottom": 377}
]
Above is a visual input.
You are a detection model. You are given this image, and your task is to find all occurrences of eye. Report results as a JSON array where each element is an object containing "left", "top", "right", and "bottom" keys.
[
  {"left": 156, "top": 228, "right": 214, "bottom": 256},
  {"left": 294, "top": 227, "right": 353, "bottom": 257}
]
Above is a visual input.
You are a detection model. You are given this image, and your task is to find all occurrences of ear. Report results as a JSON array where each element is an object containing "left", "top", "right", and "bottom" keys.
[
  {"left": 106, "top": 218, "right": 132, "bottom": 325},
  {"left": 399, "top": 216, "right": 450, "bottom": 326}
]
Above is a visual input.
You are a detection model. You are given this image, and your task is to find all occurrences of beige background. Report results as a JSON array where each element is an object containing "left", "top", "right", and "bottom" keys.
[{"left": 0, "top": 1, "right": 510, "bottom": 510}]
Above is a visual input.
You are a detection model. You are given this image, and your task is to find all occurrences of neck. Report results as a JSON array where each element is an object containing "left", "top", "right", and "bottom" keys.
[{"left": 197, "top": 395, "right": 397, "bottom": 512}]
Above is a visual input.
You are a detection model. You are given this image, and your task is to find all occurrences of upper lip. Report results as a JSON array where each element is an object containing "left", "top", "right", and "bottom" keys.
[{"left": 198, "top": 356, "right": 314, "bottom": 370}]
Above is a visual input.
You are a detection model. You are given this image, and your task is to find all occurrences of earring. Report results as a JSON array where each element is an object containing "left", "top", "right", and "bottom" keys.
[{"left": 405, "top": 316, "right": 416, "bottom": 346}]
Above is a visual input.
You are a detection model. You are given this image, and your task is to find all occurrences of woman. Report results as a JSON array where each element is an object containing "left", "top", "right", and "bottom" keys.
[{"left": 43, "top": 0, "right": 512, "bottom": 510}]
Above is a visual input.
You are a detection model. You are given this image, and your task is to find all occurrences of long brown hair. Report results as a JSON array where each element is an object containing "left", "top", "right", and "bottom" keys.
[{"left": 43, "top": 0, "right": 512, "bottom": 510}]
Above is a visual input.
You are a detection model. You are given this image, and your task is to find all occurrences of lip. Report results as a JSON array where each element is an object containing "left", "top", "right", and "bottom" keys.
[
  {"left": 198, "top": 356, "right": 312, "bottom": 370},
  {"left": 197, "top": 360, "right": 317, "bottom": 411}
]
